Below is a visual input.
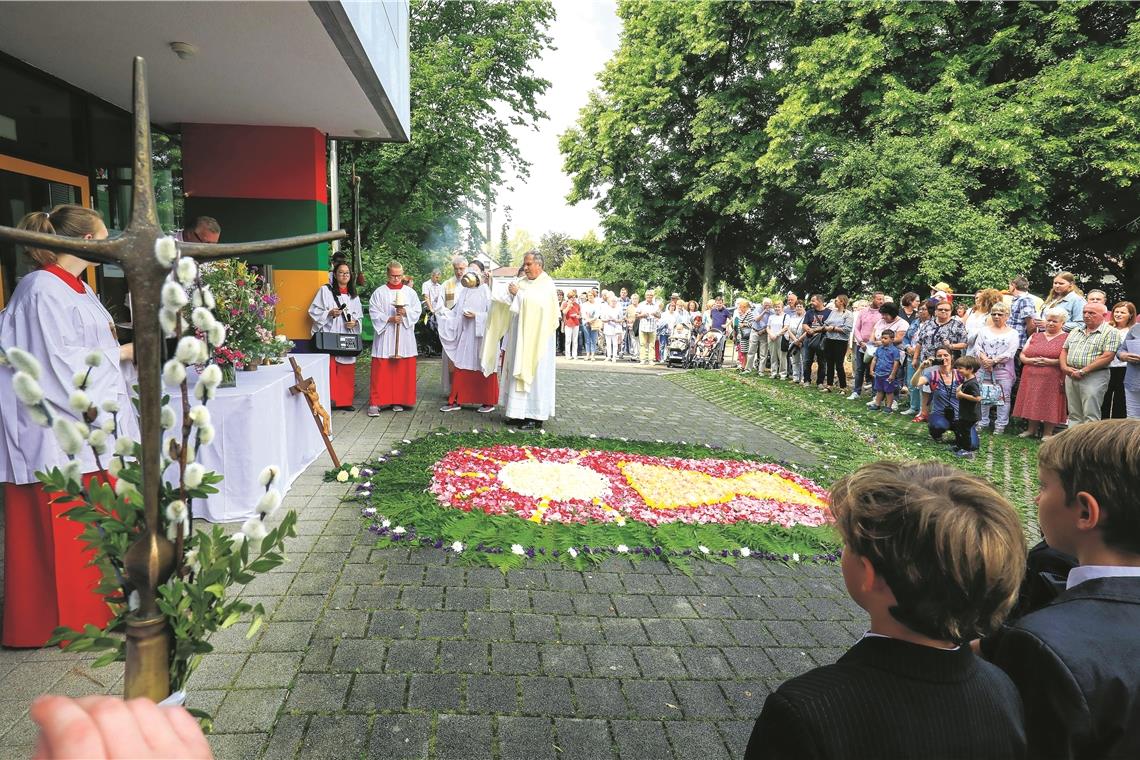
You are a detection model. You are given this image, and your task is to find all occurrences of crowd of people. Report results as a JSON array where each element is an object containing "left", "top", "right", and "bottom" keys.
[{"left": 721, "top": 276, "right": 1138, "bottom": 458}]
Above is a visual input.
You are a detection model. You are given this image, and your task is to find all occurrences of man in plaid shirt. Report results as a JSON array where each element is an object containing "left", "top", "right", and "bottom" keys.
[
  {"left": 1060, "top": 302, "right": 1122, "bottom": 425},
  {"left": 1007, "top": 276, "right": 1039, "bottom": 349}
]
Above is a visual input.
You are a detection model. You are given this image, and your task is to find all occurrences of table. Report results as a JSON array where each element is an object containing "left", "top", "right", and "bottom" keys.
[{"left": 172, "top": 354, "right": 331, "bottom": 523}]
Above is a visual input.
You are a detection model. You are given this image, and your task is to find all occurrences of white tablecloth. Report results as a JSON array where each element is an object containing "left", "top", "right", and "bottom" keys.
[{"left": 173, "top": 354, "right": 331, "bottom": 523}]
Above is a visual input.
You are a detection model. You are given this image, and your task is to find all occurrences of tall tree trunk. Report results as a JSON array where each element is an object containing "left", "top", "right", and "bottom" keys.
[{"left": 701, "top": 238, "right": 715, "bottom": 306}]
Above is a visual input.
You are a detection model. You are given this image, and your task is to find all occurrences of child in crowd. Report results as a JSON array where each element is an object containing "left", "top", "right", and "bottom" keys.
[
  {"left": 989, "top": 419, "right": 1140, "bottom": 760},
  {"left": 954, "top": 355, "right": 982, "bottom": 458},
  {"left": 867, "top": 329, "right": 901, "bottom": 412},
  {"left": 746, "top": 461, "right": 1027, "bottom": 760}
]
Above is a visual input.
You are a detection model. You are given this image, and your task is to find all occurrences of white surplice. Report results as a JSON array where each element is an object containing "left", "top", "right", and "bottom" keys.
[
  {"left": 492, "top": 278, "right": 557, "bottom": 421},
  {"left": 436, "top": 282, "right": 491, "bottom": 373},
  {"left": 308, "top": 285, "right": 363, "bottom": 365},
  {"left": 0, "top": 270, "right": 139, "bottom": 484},
  {"left": 368, "top": 284, "right": 422, "bottom": 359}
]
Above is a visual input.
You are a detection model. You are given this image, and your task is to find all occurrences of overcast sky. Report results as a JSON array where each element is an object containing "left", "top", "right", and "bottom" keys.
[{"left": 490, "top": 0, "right": 620, "bottom": 246}]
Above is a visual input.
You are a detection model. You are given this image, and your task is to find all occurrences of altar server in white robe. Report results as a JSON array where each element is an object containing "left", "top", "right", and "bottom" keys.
[
  {"left": 0, "top": 205, "right": 139, "bottom": 647},
  {"left": 436, "top": 261, "right": 498, "bottom": 412},
  {"left": 308, "top": 261, "right": 362, "bottom": 410},
  {"left": 436, "top": 255, "right": 469, "bottom": 398},
  {"left": 481, "top": 251, "right": 558, "bottom": 429},
  {"left": 367, "top": 260, "right": 421, "bottom": 415}
]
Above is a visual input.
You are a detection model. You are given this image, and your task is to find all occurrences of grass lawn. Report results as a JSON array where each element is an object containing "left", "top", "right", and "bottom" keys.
[{"left": 669, "top": 370, "right": 1043, "bottom": 537}]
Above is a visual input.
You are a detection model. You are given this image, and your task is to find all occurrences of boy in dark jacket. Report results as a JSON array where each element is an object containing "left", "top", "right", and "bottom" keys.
[
  {"left": 746, "top": 461, "right": 1028, "bottom": 760},
  {"left": 990, "top": 419, "right": 1140, "bottom": 760}
]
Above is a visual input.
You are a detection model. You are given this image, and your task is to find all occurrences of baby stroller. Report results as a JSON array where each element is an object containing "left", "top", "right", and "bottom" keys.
[
  {"left": 666, "top": 323, "right": 693, "bottom": 368},
  {"left": 692, "top": 329, "right": 726, "bottom": 369}
]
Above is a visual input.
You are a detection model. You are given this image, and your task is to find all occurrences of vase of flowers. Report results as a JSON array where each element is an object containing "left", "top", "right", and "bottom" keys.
[{"left": 199, "top": 260, "right": 292, "bottom": 370}]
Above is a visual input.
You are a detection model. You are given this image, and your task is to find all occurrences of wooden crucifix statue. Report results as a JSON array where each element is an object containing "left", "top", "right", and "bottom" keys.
[{"left": 0, "top": 58, "right": 345, "bottom": 701}]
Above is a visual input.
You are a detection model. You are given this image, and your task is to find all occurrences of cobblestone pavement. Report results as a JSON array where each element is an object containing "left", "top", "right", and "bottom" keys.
[{"left": 0, "top": 358, "right": 856, "bottom": 759}]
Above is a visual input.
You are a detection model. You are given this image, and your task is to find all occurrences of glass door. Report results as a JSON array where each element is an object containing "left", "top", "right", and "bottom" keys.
[{"left": 0, "top": 156, "right": 90, "bottom": 309}]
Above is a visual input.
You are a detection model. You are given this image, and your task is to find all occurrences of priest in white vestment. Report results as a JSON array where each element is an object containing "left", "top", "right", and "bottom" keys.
[
  {"left": 481, "top": 252, "right": 559, "bottom": 429},
  {"left": 367, "top": 260, "right": 421, "bottom": 415}
]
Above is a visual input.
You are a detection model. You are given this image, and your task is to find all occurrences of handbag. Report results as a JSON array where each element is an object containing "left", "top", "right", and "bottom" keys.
[
  {"left": 980, "top": 369, "right": 1005, "bottom": 407},
  {"left": 313, "top": 285, "right": 364, "bottom": 357}
]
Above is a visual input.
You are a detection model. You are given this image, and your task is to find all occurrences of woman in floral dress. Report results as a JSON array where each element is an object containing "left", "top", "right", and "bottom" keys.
[{"left": 1013, "top": 308, "right": 1068, "bottom": 439}]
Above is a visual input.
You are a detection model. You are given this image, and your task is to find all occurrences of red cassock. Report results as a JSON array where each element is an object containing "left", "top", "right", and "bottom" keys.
[
  {"left": 449, "top": 367, "right": 499, "bottom": 406},
  {"left": 3, "top": 473, "right": 113, "bottom": 648},
  {"left": 329, "top": 357, "right": 357, "bottom": 407},
  {"left": 369, "top": 358, "right": 417, "bottom": 407}
]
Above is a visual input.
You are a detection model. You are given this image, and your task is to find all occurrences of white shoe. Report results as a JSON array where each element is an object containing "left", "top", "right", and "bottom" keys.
[
  {"left": 847, "top": 392, "right": 860, "bottom": 400},
  {"left": 891, "top": 401, "right": 899, "bottom": 412},
  {"left": 440, "top": 404, "right": 462, "bottom": 412},
  {"left": 477, "top": 405, "right": 495, "bottom": 414},
  {"left": 865, "top": 400, "right": 877, "bottom": 408},
  {"left": 392, "top": 405, "right": 405, "bottom": 412},
  {"left": 367, "top": 405, "right": 380, "bottom": 417}
]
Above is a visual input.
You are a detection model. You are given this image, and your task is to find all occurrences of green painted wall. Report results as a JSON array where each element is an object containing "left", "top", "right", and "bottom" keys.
[{"left": 183, "top": 197, "right": 329, "bottom": 270}]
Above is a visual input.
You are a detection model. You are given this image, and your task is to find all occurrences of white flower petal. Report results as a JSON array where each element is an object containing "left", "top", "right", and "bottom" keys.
[
  {"left": 511, "top": 544, "right": 525, "bottom": 556},
  {"left": 6, "top": 347, "right": 42, "bottom": 379},
  {"left": 184, "top": 462, "right": 206, "bottom": 489},
  {"left": 257, "top": 464, "right": 280, "bottom": 487},
  {"left": 175, "top": 336, "right": 206, "bottom": 365},
  {"left": 52, "top": 418, "right": 85, "bottom": 456},
  {"left": 159, "top": 308, "right": 179, "bottom": 337},
  {"left": 163, "top": 359, "right": 187, "bottom": 387},
  {"left": 68, "top": 390, "right": 91, "bottom": 414},
  {"left": 451, "top": 541, "right": 464, "bottom": 553},
  {"left": 336, "top": 470, "right": 349, "bottom": 482},
  {"left": 241, "top": 516, "right": 269, "bottom": 541},
  {"left": 176, "top": 257, "right": 198, "bottom": 286},
  {"left": 12, "top": 372, "right": 45, "bottom": 405},
  {"left": 155, "top": 236, "right": 177, "bottom": 267},
  {"left": 257, "top": 490, "right": 282, "bottom": 516},
  {"left": 199, "top": 364, "right": 222, "bottom": 389}
]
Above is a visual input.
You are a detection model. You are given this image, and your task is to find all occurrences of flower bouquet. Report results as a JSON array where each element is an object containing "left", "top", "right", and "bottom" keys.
[{"left": 199, "top": 260, "right": 291, "bottom": 369}]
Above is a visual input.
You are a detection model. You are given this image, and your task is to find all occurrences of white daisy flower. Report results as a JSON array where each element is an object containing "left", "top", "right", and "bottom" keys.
[
  {"left": 511, "top": 544, "right": 526, "bottom": 556},
  {"left": 451, "top": 541, "right": 464, "bottom": 553},
  {"left": 740, "top": 547, "right": 751, "bottom": 558},
  {"left": 698, "top": 545, "right": 710, "bottom": 555},
  {"left": 392, "top": 526, "right": 406, "bottom": 535}
]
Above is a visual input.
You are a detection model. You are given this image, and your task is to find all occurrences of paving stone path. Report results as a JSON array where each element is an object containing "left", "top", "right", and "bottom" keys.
[{"left": 0, "top": 358, "right": 859, "bottom": 759}]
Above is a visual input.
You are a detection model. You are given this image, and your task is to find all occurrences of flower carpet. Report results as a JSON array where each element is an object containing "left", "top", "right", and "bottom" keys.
[{"left": 334, "top": 432, "right": 841, "bottom": 570}]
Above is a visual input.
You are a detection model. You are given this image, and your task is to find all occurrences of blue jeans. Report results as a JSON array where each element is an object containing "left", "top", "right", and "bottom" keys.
[
  {"left": 657, "top": 331, "right": 669, "bottom": 361},
  {"left": 582, "top": 325, "right": 597, "bottom": 355}
]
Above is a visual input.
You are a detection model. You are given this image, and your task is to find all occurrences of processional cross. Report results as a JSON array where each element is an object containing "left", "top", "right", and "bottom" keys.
[{"left": 0, "top": 58, "right": 346, "bottom": 700}]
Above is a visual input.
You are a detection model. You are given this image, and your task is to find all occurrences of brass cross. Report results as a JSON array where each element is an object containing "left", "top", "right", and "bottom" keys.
[{"left": 0, "top": 58, "right": 345, "bottom": 700}]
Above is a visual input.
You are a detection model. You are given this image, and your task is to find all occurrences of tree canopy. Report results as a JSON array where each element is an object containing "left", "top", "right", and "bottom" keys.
[
  {"left": 562, "top": 1, "right": 1140, "bottom": 299},
  {"left": 344, "top": 0, "right": 554, "bottom": 281}
]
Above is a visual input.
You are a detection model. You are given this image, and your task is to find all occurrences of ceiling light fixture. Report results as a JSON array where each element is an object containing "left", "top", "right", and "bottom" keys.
[
  {"left": 169, "top": 42, "right": 199, "bottom": 60},
  {"left": 354, "top": 128, "right": 380, "bottom": 139}
]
